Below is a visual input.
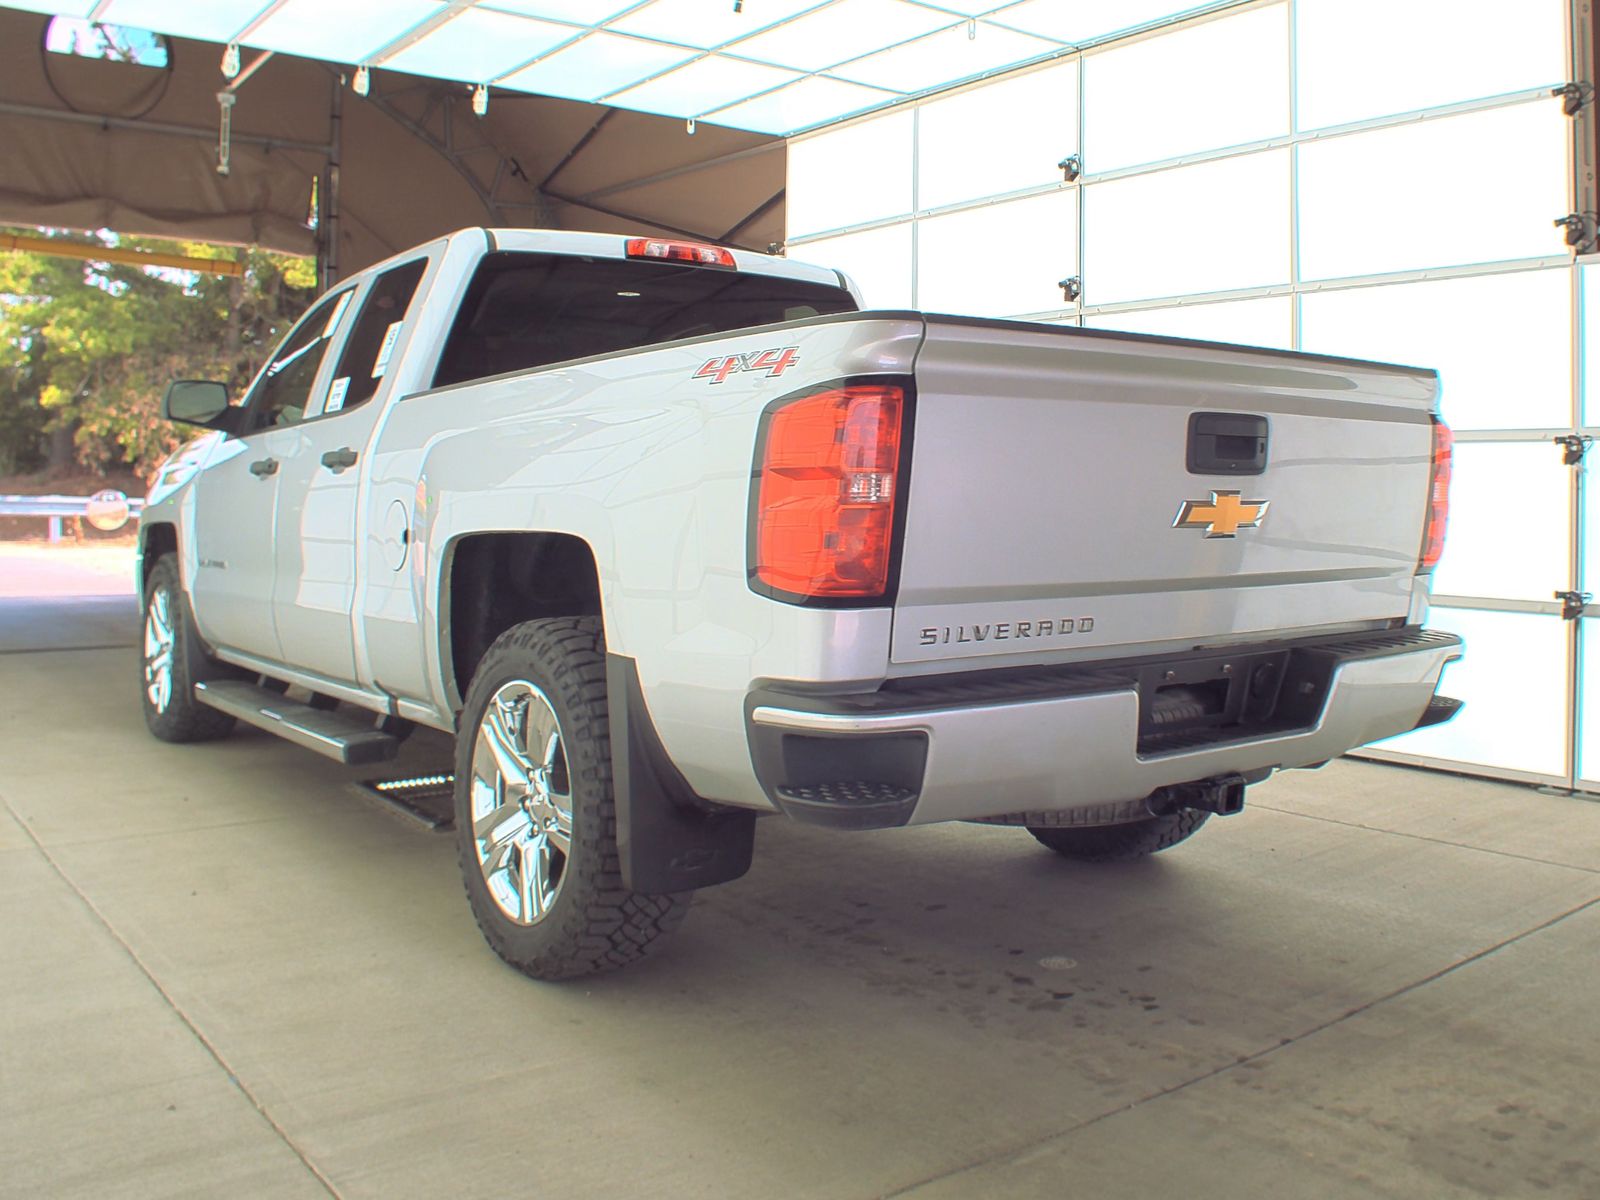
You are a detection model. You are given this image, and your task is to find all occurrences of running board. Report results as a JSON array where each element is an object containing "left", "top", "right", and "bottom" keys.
[{"left": 194, "top": 680, "right": 400, "bottom": 765}]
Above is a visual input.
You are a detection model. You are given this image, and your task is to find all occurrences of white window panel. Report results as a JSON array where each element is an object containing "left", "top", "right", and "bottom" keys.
[
  {"left": 917, "top": 189, "right": 1076, "bottom": 317},
  {"left": 1083, "top": 149, "right": 1289, "bottom": 305},
  {"left": 609, "top": 0, "right": 830, "bottom": 49},
  {"left": 1581, "top": 618, "right": 1600, "bottom": 787},
  {"left": 830, "top": 21, "right": 1059, "bottom": 94},
  {"left": 1298, "top": 103, "right": 1567, "bottom": 282},
  {"left": 1585, "top": 456, "right": 1600, "bottom": 597},
  {"left": 382, "top": 7, "right": 575, "bottom": 80},
  {"left": 991, "top": 0, "right": 1209, "bottom": 43},
  {"left": 917, "top": 61, "right": 1076, "bottom": 212},
  {"left": 913, "top": 0, "right": 1016, "bottom": 13},
  {"left": 787, "top": 110, "right": 914, "bottom": 238},
  {"left": 708, "top": 77, "right": 900, "bottom": 136},
  {"left": 792, "top": 224, "right": 914, "bottom": 308},
  {"left": 1296, "top": 0, "right": 1567, "bottom": 130},
  {"left": 480, "top": 0, "right": 637, "bottom": 21},
  {"left": 1583, "top": 263, "right": 1600, "bottom": 429},
  {"left": 102, "top": 0, "right": 268, "bottom": 41},
  {"left": 498, "top": 33, "right": 695, "bottom": 99},
  {"left": 1300, "top": 269, "right": 1572, "bottom": 432},
  {"left": 604, "top": 54, "right": 800, "bottom": 116},
  {"left": 244, "top": 0, "right": 441, "bottom": 61},
  {"left": 730, "top": 0, "right": 955, "bottom": 72},
  {"left": 1087, "top": 296, "right": 1292, "bottom": 349},
  {"left": 1431, "top": 442, "right": 1570, "bottom": 604},
  {"left": 1376, "top": 608, "right": 1568, "bottom": 778},
  {"left": 1083, "top": 4, "right": 1287, "bottom": 173}
]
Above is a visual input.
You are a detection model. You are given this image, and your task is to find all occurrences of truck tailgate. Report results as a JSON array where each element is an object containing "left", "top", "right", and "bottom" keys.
[{"left": 893, "top": 317, "right": 1439, "bottom": 667}]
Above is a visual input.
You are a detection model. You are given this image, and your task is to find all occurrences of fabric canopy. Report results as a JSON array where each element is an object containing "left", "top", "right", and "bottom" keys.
[{"left": 0, "top": 5, "right": 787, "bottom": 275}]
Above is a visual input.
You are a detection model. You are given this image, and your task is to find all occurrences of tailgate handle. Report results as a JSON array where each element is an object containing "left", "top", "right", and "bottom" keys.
[{"left": 1188, "top": 412, "right": 1268, "bottom": 476}]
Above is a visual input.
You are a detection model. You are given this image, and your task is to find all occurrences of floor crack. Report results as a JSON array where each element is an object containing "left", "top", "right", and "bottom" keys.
[
  {"left": 1250, "top": 799, "right": 1600, "bottom": 875},
  {"left": 3, "top": 793, "right": 344, "bottom": 1200}
]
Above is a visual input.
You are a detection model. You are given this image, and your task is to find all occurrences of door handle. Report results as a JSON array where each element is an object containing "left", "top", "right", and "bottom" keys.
[
  {"left": 249, "top": 457, "right": 278, "bottom": 477},
  {"left": 321, "top": 447, "right": 358, "bottom": 471}
]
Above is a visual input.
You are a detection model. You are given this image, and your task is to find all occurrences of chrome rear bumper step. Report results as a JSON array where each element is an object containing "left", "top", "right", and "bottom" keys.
[{"left": 194, "top": 680, "right": 399, "bottom": 765}]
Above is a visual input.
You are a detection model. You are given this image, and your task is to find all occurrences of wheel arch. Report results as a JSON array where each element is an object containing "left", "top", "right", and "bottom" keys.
[
  {"left": 440, "top": 530, "right": 603, "bottom": 709},
  {"left": 139, "top": 521, "right": 179, "bottom": 593}
]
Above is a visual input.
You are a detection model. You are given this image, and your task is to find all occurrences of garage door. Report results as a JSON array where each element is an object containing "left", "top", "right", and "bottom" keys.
[{"left": 785, "top": 0, "right": 1595, "bottom": 791}]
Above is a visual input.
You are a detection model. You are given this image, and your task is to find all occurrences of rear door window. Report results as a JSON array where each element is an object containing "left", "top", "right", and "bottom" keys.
[
  {"left": 324, "top": 258, "right": 428, "bottom": 416},
  {"left": 433, "top": 253, "right": 855, "bottom": 389}
]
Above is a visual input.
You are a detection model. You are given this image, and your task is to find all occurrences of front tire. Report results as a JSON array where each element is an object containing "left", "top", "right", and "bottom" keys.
[
  {"left": 453, "top": 617, "right": 690, "bottom": 980},
  {"left": 140, "top": 555, "right": 236, "bottom": 743},
  {"left": 1027, "top": 810, "right": 1211, "bottom": 862}
]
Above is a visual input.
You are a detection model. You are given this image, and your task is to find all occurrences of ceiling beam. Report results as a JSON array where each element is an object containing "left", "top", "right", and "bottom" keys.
[
  {"left": 0, "top": 98, "right": 330, "bottom": 155},
  {"left": 229, "top": 1, "right": 292, "bottom": 46},
  {"left": 574, "top": 140, "right": 779, "bottom": 204},
  {"left": 368, "top": 1, "right": 479, "bottom": 67},
  {"left": 720, "top": 189, "right": 784, "bottom": 244},
  {"left": 543, "top": 191, "right": 735, "bottom": 247},
  {"left": 538, "top": 109, "right": 616, "bottom": 192}
]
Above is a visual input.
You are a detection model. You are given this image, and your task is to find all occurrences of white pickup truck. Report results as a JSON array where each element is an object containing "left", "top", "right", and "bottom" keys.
[{"left": 138, "top": 228, "right": 1462, "bottom": 979}]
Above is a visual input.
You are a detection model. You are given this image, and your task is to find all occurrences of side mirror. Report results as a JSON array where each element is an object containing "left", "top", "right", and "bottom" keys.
[{"left": 162, "top": 380, "right": 232, "bottom": 429}]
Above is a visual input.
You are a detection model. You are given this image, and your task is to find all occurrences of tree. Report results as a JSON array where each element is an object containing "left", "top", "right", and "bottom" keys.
[{"left": 0, "top": 228, "right": 317, "bottom": 479}]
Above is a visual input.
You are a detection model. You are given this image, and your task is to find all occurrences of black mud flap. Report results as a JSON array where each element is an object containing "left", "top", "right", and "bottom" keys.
[{"left": 607, "top": 655, "right": 756, "bottom": 894}]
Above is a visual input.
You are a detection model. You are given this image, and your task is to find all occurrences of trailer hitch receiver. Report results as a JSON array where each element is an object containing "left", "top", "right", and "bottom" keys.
[{"left": 1146, "top": 773, "right": 1248, "bottom": 818}]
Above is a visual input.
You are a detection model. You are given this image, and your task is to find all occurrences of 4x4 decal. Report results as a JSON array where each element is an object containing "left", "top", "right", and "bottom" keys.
[{"left": 694, "top": 346, "right": 800, "bottom": 384}]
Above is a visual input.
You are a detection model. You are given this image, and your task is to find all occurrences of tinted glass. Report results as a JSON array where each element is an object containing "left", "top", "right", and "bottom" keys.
[
  {"left": 433, "top": 253, "right": 856, "bottom": 388},
  {"left": 326, "top": 258, "right": 428, "bottom": 415}
]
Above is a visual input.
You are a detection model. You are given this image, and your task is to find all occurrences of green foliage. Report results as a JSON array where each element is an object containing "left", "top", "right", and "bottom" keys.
[{"left": 0, "top": 228, "right": 317, "bottom": 478}]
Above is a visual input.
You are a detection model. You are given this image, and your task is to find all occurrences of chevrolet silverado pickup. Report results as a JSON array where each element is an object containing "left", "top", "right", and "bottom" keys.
[{"left": 137, "top": 228, "right": 1461, "bottom": 979}]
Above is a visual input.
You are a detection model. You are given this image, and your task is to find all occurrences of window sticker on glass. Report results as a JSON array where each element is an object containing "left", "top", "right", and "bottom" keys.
[
  {"left": 325, "top": 377, "right": 351, "bottom": 414},
  {"left": 372, "top": 321, "right": 405, "bottom": 378},
  {"left": 323, "top": 291, "right": 354, "bottom": 337}
]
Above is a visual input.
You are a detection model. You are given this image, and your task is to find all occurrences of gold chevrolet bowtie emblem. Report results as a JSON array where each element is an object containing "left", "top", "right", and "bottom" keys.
[{"left": 1173, "top": 490, "right": 1269, "bottom": 538}]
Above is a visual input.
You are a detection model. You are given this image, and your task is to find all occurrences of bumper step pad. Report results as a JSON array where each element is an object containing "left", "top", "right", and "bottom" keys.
[{"left": 773, "top": 781, "right": 919, "bottom": 830}]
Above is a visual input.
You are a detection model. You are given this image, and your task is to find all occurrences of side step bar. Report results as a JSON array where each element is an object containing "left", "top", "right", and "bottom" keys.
[{"left": 194, "top": 680, "right": 399, "bottom": 765}]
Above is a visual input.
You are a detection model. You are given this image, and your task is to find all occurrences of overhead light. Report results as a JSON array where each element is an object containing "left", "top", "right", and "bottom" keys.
[
  {"left": 221, "top": 42, "right": 241, "bottom": 79},
  {"left": 686, "top": 117, "right": 696, "bottom": 135},
  {"left": 472, "top": 83, "right": 488, "bottom": 116},
  {"left": 353, "top": 65, "right": 370, "bottom": 96},
  {"left": 616, "top": 290, "right": 641, "bottom": 297}
]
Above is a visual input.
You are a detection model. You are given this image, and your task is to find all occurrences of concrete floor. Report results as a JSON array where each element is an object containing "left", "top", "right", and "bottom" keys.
[{"left": 2, "top": 546, "right": 1598, "bottom": 1200}]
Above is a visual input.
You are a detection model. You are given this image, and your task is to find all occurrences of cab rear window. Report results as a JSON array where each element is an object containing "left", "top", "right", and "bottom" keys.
[{"left": 432, "top": 252, "right": 855, "bottom": 389}]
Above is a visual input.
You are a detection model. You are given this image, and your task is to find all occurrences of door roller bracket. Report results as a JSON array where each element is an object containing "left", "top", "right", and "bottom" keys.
[
  {"left": 1555, "top": 434, "right": 1593, "bottom": 465},
  {"left": 1552, "top": 81, "right": 1593, "bottom": 116},
  {"left": 1554, "top": 213, "right": 1594, "bottom": 248},
  {"left": 1555, "top": 590, "right": 1592, "bottom": 621}
]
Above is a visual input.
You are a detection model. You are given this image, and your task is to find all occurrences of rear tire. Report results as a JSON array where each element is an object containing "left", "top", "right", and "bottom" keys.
[
  {"left": 1027, "top": 810, "right": 1211, "bottom": 862},
  {"left": 140, "top": 555, "right": 237, "bottom": 743},
  {"left": 454, "top": 617, "right": 691, "bottom": 980}
]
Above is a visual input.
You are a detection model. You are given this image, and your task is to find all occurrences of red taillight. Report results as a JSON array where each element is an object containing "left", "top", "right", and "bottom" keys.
[
  {"left": 624, "top": 237, "right": 736, "bottom": 269},
  {"left": 1419, "top": 418, "right": 1452, "bottom": 572},
  {"left": 753, "top": 383, "right": 907, "bottom": 601}
]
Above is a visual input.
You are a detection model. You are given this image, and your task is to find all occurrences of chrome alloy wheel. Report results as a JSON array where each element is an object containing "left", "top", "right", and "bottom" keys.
[
  {"left": 143, "top": 586, "right": 176, "bottom": 714},
  {"left": 469, "top": 680, "right": 573, "bottom": 926}
]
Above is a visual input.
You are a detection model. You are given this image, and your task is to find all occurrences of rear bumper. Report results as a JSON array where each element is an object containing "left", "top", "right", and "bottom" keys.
[{"left": 747, "top": 628, "right": 1462, "bottom": 829}]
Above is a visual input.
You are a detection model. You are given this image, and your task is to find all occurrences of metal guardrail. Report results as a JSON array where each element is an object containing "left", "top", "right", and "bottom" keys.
[{"left": 0, "top": 491, "right": 144, "bottom": 541}]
